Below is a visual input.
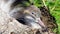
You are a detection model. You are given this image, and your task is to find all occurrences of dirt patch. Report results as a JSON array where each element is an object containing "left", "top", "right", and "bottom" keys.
[{"left": 40, "top": 6, "right": 58, "bottom": 33}]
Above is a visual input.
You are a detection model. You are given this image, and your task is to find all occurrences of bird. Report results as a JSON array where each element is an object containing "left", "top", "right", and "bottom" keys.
[{"left": 9, "top": 5, "right": 46, "bottom": 29}]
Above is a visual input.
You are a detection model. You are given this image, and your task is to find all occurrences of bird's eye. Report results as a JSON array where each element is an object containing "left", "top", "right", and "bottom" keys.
[{"left": 32, "top": 12, "right": 34, "bottom": 14}]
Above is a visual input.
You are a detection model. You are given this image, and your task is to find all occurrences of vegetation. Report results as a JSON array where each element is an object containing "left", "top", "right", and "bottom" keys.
[{"left": 23, "top": 0, "right": 60, "bottom": 34}]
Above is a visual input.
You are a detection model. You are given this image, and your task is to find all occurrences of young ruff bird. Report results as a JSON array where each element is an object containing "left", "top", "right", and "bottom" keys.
[{"left": 10, "top": 5, "right": 46, "bottom": 29}]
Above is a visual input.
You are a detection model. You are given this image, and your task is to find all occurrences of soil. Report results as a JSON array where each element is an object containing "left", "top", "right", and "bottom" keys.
[{"left": 40, "top": 6, "right": 58, "bottom": 33}]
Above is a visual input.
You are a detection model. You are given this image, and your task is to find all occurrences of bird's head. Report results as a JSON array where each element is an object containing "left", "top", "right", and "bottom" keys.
[{"left": 23, "top": 5, "right": 45, "bottom": 29}]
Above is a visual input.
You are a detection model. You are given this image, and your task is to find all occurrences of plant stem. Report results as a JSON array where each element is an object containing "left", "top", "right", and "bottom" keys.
[{"left": 42, "top": 0, "right": 47, "bottom": 7}]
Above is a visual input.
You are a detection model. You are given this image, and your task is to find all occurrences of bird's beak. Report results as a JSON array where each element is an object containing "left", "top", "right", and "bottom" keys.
[{"left": 36, "top": 18, "right": 45, "bottom": 28}]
